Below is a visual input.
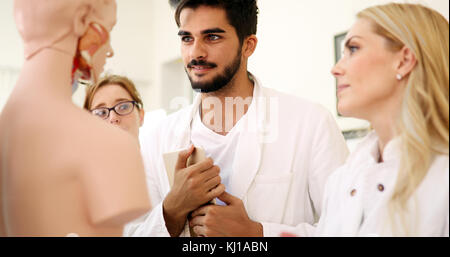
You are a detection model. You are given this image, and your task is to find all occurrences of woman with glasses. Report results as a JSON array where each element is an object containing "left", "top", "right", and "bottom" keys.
[{"left": 84, "top": 75, "right": 145, "bottom": 138}]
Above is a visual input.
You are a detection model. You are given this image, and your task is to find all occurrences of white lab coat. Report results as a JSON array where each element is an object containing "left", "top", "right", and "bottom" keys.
[
  {"left": 312, "top": 131, "right": 449, "bottom": 236},
  {"left": 124, "top": 75, "right": 349, "bottom": 237}
]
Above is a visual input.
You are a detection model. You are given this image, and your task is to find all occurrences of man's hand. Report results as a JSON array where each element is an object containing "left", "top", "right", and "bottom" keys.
[
  {"left": 163, "top": 145, "right": 225, "bottom": 237},
  {"left": 189, "top": 191, "right": 263, "bottom": 237}
]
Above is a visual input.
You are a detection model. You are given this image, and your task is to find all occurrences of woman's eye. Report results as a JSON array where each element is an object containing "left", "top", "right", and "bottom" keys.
[
  {"left": 93, "top": 109, "right": 107, "bottom": 117},
  {"left": 349, "top": 46, "right": 359, "bottom": 54},
  {"left": 119, "top": 104, "right": 129, "bottom": 111},
  {"left": 343, "top": 45, "right": 359, "bottom": 58}
]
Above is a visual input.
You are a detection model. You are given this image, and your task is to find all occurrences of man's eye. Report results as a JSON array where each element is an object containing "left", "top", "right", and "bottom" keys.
[
  {"left": 182, "top": 36, "right": 193, "bottom": 43},
  {"left": 207, "top": 35, "right": 220, "bottom": 41}
]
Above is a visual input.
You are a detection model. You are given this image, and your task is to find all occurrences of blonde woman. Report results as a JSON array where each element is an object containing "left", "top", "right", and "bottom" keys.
[{"left": 287, "top": 3, "right": 448, "bottom": 237}]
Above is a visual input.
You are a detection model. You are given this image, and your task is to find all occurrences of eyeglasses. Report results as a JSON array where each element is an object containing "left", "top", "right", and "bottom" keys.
[{"left": 91, "top": 101, "right": 139, "bottom": 120}]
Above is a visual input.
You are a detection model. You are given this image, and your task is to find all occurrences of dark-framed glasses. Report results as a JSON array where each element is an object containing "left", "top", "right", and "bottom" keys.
[{"left": 91, "top": 101, "right": 138, "bottom": 119}]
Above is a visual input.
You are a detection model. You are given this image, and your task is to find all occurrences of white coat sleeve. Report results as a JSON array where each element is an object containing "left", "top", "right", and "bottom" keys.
[
  {"left": 260, "top": 107, "right": 348, "bottom": 237},
  {"left": 261, "top": 166, "right": 338, "bottom": 237},
  {"left": 308, "top": 108, "right": 348, "bottom": 218},
  {"left": 123, "top": 127, "right": 190, "bottom": 237}
]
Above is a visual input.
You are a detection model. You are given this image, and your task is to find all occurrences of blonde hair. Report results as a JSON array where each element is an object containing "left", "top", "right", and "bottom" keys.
[
  {"left": 357, "top": 4, "right": 449, "bottom": 235},
  {"left": 83, "top": 74, "right": 144, "bottom": 111}
]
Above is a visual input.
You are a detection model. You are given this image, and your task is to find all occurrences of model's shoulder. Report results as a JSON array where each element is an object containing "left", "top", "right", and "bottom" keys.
[
  {"left": 67, "top": 107, "right": 141, "bottom": 154},
  {"left": 82, "top": 124, "right": 143, "bottom": 172}
]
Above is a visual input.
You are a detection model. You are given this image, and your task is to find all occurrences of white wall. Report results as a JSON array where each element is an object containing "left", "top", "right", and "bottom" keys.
[
  {"left": 0, "top": 1, "right": 23, "bottom": 69},
  {"left": 0, "top": 0, "right": 22, "bottom": 111},
  {"left": 251, "top": 0, "right": 449, "bottom": 131},
  {"left": 76, "top": 0, "right": 158, "bottom": 109},
  {"left": 1, "top": 0, "right": 448, "bottom": 132}
]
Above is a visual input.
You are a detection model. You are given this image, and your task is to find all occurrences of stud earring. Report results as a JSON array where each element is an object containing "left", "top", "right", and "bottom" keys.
[{"left": 396, "top": 74, "right": 403, "bottom": 81}]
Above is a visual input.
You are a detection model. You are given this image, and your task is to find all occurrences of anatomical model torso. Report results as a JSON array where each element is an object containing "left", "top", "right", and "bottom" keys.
[{"left": 0, "top": 0, "right": 151, "bottom": 236}]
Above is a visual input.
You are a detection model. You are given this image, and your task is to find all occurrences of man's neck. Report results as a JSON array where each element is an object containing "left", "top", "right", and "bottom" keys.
[{"left": 200, "top": 71, "right": 254, "bottom": 136}]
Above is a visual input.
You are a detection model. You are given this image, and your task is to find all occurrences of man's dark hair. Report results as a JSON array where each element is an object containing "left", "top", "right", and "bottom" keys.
[
  {"left": 169, "top": 0, "right": 181, "bottom": 8},
  {"left": 175, "top": 0, "right": 258, "bottom": 44}
]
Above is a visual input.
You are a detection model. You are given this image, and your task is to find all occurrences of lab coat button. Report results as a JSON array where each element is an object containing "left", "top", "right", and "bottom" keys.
[
  {"left": 350, "top": 189, "right": 357, "bottom": 197},
  {"left": 378, "top": 184, "right": 385, "bottom": 192}
]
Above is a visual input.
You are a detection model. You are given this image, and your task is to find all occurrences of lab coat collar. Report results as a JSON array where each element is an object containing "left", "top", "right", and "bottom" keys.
[
  {"left": 230, "top": 75, "right": 263, "bottom": 200},
  {"left": 173, "top": 73, "right": 267, "bottom": 200},
  {"left": 172, "top": 92, "right": 202, "bottom": 149},
  {"left": 365, "top": 131, "right": 401, "bottom": 164},
  {"left": 383, "top": 137, "right": 401, "bottom": 162}
]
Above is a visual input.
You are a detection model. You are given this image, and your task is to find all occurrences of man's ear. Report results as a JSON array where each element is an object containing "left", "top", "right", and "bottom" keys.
[
  {"left": 242, "top": 35, "right": 258, "bottom": 58},
  {"left": 396, "top": 46, "right": 417, "bottom": 79},
  {"left": 74, "top": 4, "right": 92, "bottom": 37}
]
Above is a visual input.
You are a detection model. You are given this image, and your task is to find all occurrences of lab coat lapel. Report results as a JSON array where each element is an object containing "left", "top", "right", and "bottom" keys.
[
  {"left": 230, "top": 128, "right": 262, "bottom": 200},
  {"left": 230, "top": 80, "right": 265, "bottom": 200},
  {"left": 173, "top": 94, "right": 202, "bottom": 149}
]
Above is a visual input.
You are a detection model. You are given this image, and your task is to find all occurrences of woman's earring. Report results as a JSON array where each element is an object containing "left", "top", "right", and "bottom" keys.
[{"left": 396, "top": 74, "right": 403, "bottom": 81}]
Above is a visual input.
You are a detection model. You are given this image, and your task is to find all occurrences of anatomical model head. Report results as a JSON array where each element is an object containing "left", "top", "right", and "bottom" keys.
[{"left": 14, "top": 0, "right": 117, "bottom": 86}]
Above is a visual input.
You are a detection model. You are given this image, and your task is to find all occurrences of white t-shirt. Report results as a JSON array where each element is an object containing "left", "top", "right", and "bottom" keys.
[{"left": 191, "top": 104, "right": 252, "bottom": 206}]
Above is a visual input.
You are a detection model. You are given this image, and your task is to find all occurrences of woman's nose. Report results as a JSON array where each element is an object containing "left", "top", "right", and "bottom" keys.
[
  {"left": 331, "top": 60, "right": 345, "bottom": 78},
  {"left": 109, "top": 111, "right": 120, "bottom": 125}
]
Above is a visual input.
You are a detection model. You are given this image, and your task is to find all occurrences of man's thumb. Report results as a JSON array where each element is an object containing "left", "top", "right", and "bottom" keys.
[
  {"left": 218, "top": 191, "right": 239, "bottom": 205},
  {"left": 175, "top": 145, "right": 195, "bottom": 171}
]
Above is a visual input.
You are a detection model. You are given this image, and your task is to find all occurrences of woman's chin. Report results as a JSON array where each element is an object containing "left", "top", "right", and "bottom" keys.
[{"left": 337, "top": 104, "right": 353, "bottom": 118}]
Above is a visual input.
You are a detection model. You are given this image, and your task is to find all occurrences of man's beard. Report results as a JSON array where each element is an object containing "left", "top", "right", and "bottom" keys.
[{"left": 186, "top": 49, "right": 242, "bottom": 93}]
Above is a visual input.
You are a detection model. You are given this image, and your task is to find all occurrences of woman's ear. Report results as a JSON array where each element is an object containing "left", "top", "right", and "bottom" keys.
[
  {"left": 139, "top": 108, "right": 145, "bottom": 127},
  {"left": 243, "top": 35, "right": 258, "bottom": 58},
  {"left": 396, "top": 46, "right": 417, "bottom": 79},
  {"left": 73, "top": 4, "right": 92, "bottom": 37}
]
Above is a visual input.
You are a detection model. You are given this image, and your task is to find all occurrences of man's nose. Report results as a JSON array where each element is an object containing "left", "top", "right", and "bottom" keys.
[{"left": 190, "top": 40, "right": 207, "bottom": 60}]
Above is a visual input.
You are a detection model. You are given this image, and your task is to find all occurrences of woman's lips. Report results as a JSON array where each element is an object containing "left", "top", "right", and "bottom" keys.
[{"left": 337, "top": 84, "right": 350, "bottom": 95}]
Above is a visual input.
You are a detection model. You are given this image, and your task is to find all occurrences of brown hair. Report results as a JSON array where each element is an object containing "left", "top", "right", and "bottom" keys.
[{"left": 83, "top": 74, "right": 144, "bottom": 111}]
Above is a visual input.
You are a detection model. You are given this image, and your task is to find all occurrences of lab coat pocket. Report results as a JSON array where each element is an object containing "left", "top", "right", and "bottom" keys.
[{"left": 245, "top": 172, "right": 293, "bottom": 223}]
